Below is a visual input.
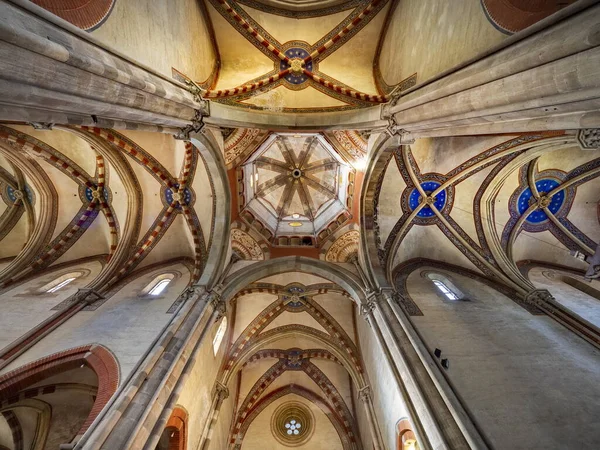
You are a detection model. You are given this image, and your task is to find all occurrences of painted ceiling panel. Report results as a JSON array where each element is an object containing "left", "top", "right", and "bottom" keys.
[
  {"left": 191, "top": 151, "right": 215, "bottom": 249},
  {"left": 239, "top": 3, "right": 351, "bottom": 45},
  {"left": 567, "top": 182, "right": 600, "bottom": 242},
  {"left": 312, "top": 293, "right": 356, "bottom": 343},
  {"left": 377, "top": 154, "right": 405, "bottom": 247},
  {"left": 0, "top": 215, "right": 28, "bottom": 259},
  {"left": 136, "top": 215, "right": 193, "bottom": 269},
  {"left": 240, "top": 85, "right": 349, "bottom": 110},
  {"left": 37, "top": 162, "right": 80, "bottom": 242},
  {"left": 232, "top": 291, "right": 280, "bottom": 341},
  {"left": 51, "top": 216, "right": 111, "bottom": 266},
  {"left": 450, "top": 165, "right": 496, "bottom": 245},
  {"left": 207, "top": 3, "right": 276, "bottom": 89},
  {"left": 262, "top": 310, "right": 330, "bottom": 335},
  {"left": 378, "top": 0, "right": 506, "bottom": 86},
  {"left": 317, "top": 3, "right": 389, "bottom": 95},
  {"left": 126, "top": 161, "right": 164, "bottom": 243},
  {"left": 119, "top": 131, "right": 181, "bottom": 180},
  {"left": 19, "top": 127, "right": 97, "bottom": 177},
  {"left": 392, "top": 225, "right": 483, "bottom": 274}
]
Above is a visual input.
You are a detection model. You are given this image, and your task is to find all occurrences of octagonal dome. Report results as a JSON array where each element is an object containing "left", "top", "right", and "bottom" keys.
[{"left": 241, "top": 133, "right": 352, "bottom": 240}]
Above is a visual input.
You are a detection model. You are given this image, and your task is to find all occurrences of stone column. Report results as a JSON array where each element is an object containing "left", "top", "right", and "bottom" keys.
[
  {"left": 198, "top": 381, "right": 230, "bottom": 450},
  {"left": 75, "top": 286, "right": 226, "bottom": 450},
  {"left": 357, "top": 385, "right": 384, "bottom": 450},
  {"left": 361, "top": 290, "right": 488, "bottom": 450},
  {"left": 382, "top": 2, "right": 600, "bottom": 138},
  {"left": 0, "top": 288, "right": 102, "bottom": 371},
  {"left": 0, "top": 0, "right": 208, "bottom": 133},
  {"left": 524, "top": 289, "right": 600, "bottom": 349}
]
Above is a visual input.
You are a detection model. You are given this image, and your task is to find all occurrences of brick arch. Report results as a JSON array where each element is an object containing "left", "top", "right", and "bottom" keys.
[
  {"left": 163, "top": 406, "right": 188, "bottom": 450},
  {"left": 30, "top": 0, "right": 116, "bottom": 31},
  {"left": 481, "top": 0, "right": 577, "bottom": 34},
  {"left": 0, "top": 344, "right": 119, "bottom": 435}
]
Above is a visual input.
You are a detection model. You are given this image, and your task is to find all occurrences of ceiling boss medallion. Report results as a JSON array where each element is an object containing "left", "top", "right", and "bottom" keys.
[
  {"left": 280, "top": 48, "right": 313, "bottom": 86},
  {"left": 402, "top": 176, "right": 454, "bottom": 224}
]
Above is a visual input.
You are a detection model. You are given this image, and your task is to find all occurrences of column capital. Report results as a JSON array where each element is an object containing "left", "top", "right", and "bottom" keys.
[
  {"left": 210, "top": 291, "right": 227, "bottom": 322},
  {"left": 384, "top": 115, "right": 415, "bottom": 144},
  {"left": 74, "top": 288, "right": 103, "bottom": 305},
  {"left": 525, "top": 288, "right": 555, "bottom": 307},
  {"left": 214, "top": 380, "right": 229, "bottom": 400},
  {"left": 175, "top": 101, "right": 210, "bottom": 141},
  {"left": 180, "top": 285, "right": 207, "bottom": 302},
  {"left": 577, "top": 129, "right": 600, "bottom": 150},
  {"left": 358, "top": 385, "right": 371, "bottom": 403},
  {"left": 359, "top": 291, "right": 380, "bottom": 318},
  {"left": 30, "top": 122, "right": 54, "bottom": 130}
]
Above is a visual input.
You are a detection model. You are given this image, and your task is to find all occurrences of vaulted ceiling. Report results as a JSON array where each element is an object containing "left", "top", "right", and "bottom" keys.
[
  {"left": 202, "top": 0, "right": 390, "bottom": 112},
  {"left": 0, "top": 124, "right": 215, "bottom": 298}
]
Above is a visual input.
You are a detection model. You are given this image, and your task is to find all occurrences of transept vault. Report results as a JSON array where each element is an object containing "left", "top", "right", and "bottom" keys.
[{"left": 0, "top": 1, "right": 599, "bottom": 450}]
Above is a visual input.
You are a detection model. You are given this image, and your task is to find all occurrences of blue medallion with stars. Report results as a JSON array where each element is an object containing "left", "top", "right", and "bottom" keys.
[
  {"left": 165, "top": 184, "right": 192, "bottom": 209},
  {"left": 408, "top": 181, "right": 446, "bottom": 218},
  {"left": 6, "top": 185, "right": 33, "bottom": 203},
  {"left": 280, "top": 48, "right": 313, "bottom": 85},
  {"left": 84, "top": 186, "right": 109, "bottom": 202},
  {"left": 517, "top": 178, "right": 565, "bottom": 223}
]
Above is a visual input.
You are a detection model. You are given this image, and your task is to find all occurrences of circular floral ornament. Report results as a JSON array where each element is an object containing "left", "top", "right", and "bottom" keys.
[
  {"left": 271, "top": 401, "right": 315, "bottom": 447},
  {"left": 401, "top": 175, "right": 454, "bottom": 225}
]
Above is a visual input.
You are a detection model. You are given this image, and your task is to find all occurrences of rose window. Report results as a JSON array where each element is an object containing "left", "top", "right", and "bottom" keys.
[{"left": 285, "top": 419, "right": 302, "bottom": 435}]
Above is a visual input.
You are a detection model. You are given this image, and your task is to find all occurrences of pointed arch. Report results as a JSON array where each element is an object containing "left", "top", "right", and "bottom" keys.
[
  {"left": 0, "top": 344, "right": 119, "bottom": 435},
  {"left": 221, "top": 256, "right": 367, "bottom": 305}
]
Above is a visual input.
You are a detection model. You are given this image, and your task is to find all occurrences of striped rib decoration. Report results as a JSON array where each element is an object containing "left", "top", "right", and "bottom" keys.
[
  {"left": 304, "top": 0, "right": 384, "bottom": 63},
  {"left": 215, "top": 0, "right": 291, "bottom": 63},
  {"left": 303, "top": 70, "right": 388, "bottom": 103},
  {"left": 177, "top": 142, "right": 204, "bottom": 282},
  {"left": 105, "top": 202, "right": 177, "bottom": 287},
  {"left": 0, "top": 131, "right": 94, "bottom": 188},
  {"left": 96, "top": 155, "right": 118, "bottom": 259},
  {"left": 181, "top": 205, "right": 204, "bottom": 283},
  {"left": 243, "top": 349, "right": 342, "bottom": 367},
  {"left": 204, "top": 69, "right": 291, "bottom": 98},
  {"left": 80, "top": 127, "right": 176, "bottom": 188},
  {"left": 1, "top": 201, "right": 99, "bottom": 287}
]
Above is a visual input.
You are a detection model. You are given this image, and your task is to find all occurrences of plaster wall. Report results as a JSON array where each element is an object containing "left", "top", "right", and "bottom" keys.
[
  {"left": 210, "top": 393, "right": 235, "bottom": 450},
  {"left": 1, "top": 263, "right": 190, "bottom": 380},
  {"left": 239, "top": 394, "right": 344, "bottom": 450},
  {"left": 0, "top": 260, "right": 102, "bottom": 352},
  {"left": 177, "top": 309, "right": 231, "bottom": 450},
  {"left": 378, "top": 0, "right": 506, "bottom": 86},
  {"left": 91, "top": 0, "right": 217, "bottom": 82},
  {"left": 357, "top": 315, "right": 407, "bottom": 450},
  {"left": 407, "top": 267, "right": 600, "bottom": 449},
  {"left": 353, "top": 389, "right": 373, "bottom": 450}
]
